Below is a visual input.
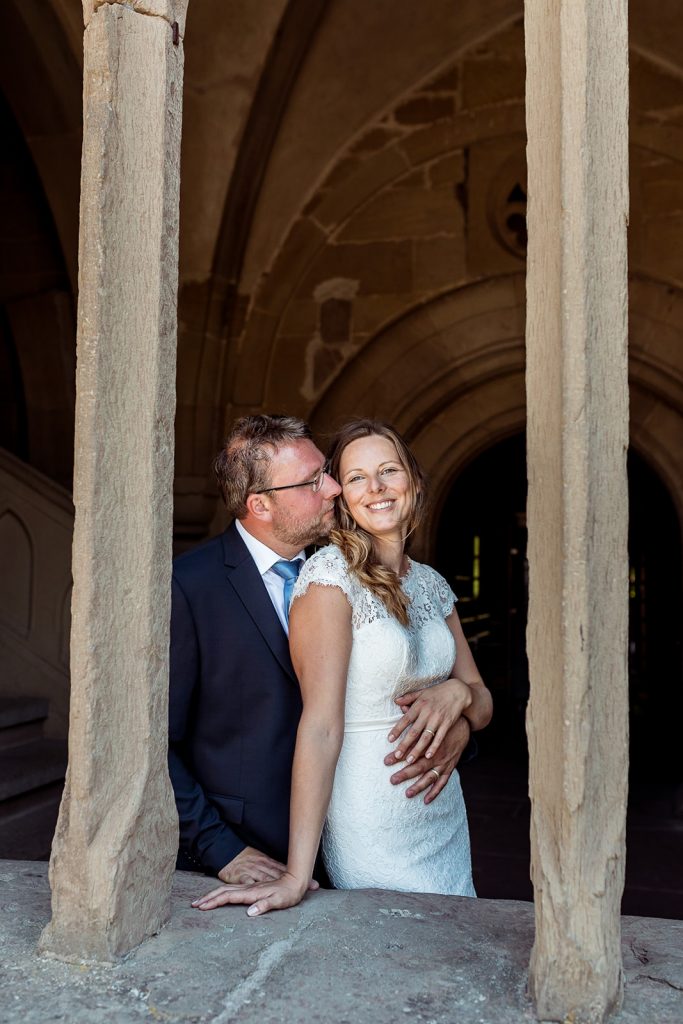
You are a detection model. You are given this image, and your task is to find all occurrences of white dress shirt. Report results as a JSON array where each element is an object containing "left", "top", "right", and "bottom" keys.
[{"left": 235, "top": 519, "right": 305, "bottom": 635}]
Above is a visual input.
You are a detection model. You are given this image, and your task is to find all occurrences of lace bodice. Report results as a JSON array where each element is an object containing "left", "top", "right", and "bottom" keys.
[{"left": 291, "top": 544, "right": 457, "bottom": 719}]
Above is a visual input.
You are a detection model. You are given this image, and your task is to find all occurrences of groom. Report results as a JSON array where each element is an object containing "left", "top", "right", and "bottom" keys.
[{"left": 169, "top": 414, "right": 473, "bottom": 884}]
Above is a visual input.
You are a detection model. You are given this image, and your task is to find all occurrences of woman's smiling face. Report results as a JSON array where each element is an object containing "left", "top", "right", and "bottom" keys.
[{"left": 338, "top": 434, "right": 413, "bottom": 541}]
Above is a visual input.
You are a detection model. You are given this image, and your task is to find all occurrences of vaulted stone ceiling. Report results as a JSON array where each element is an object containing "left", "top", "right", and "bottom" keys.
[{"left": 2, "top": 0, "right": 683, "bottom": 536}]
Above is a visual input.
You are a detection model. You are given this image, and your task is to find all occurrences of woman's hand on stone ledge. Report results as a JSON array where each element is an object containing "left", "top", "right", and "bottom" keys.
[{"left": 192, "top": 872, "right": 317, "bottom": 916}]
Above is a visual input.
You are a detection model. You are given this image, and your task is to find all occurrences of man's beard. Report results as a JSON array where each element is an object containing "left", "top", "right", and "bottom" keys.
[{"left": 270, "top": 505, "right": 335, "bottom": 549}]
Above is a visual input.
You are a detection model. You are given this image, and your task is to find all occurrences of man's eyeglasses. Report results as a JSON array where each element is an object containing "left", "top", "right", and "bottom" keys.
[{"left": 253, "top": 465, "right": 328, "bottom": 495}]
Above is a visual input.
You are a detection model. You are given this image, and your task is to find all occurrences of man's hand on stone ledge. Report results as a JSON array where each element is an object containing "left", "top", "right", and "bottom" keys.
[{"left": 218, "top": 846, "right": 287, "bottom": 885}]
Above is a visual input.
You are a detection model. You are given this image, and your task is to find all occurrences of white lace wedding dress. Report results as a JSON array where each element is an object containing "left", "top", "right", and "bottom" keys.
[{"left": 292, "top": 544, "right": 476, "bottom": 897}]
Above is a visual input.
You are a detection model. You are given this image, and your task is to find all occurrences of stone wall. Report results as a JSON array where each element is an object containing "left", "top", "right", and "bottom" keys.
[
  {"left": 2, "top": 2, "right": 683, "bottom": 547},
  {"left": 0, "top": 449, "right": 73, "bottom": 737}
]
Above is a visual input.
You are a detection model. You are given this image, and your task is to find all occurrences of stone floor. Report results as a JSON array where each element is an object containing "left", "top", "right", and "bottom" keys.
[{"left": 1, "top": 861, "right": 682, "bottom": 1024}]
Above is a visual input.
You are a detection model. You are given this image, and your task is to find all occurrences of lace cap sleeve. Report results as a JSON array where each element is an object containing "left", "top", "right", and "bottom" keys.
[
  {"left": 423, "top": 564, "right": 458, "bottom": 618},
  {"left": 291, "top": 545, "right": 355, "bottom": 607}
]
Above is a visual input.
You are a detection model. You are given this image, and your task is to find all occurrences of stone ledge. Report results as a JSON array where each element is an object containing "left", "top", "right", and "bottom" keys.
[{"left": 0, "top": 860, "right": 681, "bottom": 1023}]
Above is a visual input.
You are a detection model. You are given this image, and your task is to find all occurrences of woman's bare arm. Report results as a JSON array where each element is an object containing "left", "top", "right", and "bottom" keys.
[
  {"left": 193, "top": 583, "right": 351, "bottom": 916},
  {"left": 446, "top": 607, "right": 493, "bottom": 731}
]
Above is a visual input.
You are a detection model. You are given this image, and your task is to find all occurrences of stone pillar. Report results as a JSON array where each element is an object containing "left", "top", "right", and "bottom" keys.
[
  {"left": 39, "top": 0, "right": 189, "bottom": 961},
  {"left": 524, "top": 2, "right": 629, "bottom": 1022}
]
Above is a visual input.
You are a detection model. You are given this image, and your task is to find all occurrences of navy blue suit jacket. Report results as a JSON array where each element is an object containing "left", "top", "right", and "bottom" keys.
[{"left": 169, "top": 523, "right": 302, "bottom": 875}]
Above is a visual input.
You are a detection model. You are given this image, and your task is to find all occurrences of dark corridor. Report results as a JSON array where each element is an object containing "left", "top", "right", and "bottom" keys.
[{"left": 435, "top": 435, "right": 683, "bottom": 919}]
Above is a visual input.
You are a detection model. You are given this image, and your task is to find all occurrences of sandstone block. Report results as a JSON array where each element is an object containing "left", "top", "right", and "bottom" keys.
[
  {"left": 298, "top": 241, "right": 413, "bottom": 297},
  {"left": 338, "top": 184, "right": 460, "bottom": 243},
  {"left": 395, "top": 95, "right": 454, "bottom": 126},
  {"left": 312, "top": 146, "right": 409, "bottom": 229}
]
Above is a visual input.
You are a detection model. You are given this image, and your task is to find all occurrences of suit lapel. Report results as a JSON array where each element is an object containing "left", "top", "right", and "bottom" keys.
[{"left": 222, "top": 525, "right": 296, "bottom": 683}]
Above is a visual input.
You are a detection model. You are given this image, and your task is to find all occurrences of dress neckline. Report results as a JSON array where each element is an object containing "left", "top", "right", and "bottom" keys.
[{"left": 399, "top": 557, "right": 414, "bottom": 584}]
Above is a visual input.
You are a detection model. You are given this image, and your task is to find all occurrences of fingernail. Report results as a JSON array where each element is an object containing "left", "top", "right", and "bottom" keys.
[
  {"left": 388, "top": 734, "right": 395, "bottom": 742},
  {"left": 191, "top": 900, "right": 199, "bottom": 906},
  {"left": 425, "top": 751, "right": 433, "bottom": 759},
  {"left": 406, "top": 755, "right": 414, "bottom": 765},
  {"left": 247, "top": 906, "right": 259, "bottom": 917},
  {"left": 395, "top": 749, "right": 402, "bottom": 759}
]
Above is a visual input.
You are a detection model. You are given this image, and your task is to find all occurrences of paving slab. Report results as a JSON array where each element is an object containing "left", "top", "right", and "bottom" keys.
[{"left": 0, "top": 861, "right": 681, "bottom": 1024}]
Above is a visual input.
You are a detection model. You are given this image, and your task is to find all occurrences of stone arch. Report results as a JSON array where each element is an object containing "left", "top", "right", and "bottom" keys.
[
  {"left": 240, "top": 98, "right": 683, "bottom": 425},
  {"left": 211, "top": 8, "right": 525, "bottom": 431},
  {"left": 0, "top": 509, "right": 33, "bottom": 635},
  {"left": 224, "top": 23, "right": 683, "bottom": 419},
  {"left": 238, "top": 0, "right": 522, "bottom": 296},
  {"left": 309, "top": 275, "right": 526, "bottom": 558},
  {"left": 166, "top": 0, "right": 683, "bottom": 539},
  {"left": 309, "top": 274, "right": 525, "bottom": 431},
  {"left": 235, "top": 102, "right": 527, "bottom": 417},
  {"left": 307, "top": 271, "right": 683, "bottom": 558},
  {"left": 175, "top": 6, "right": 526, "bottom": 532}
]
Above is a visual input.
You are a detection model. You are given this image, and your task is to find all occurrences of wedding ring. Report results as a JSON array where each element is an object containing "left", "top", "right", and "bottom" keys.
[
  {"left": 424, "top": 728, "right": 436, "bottom": 737},
  {"left": 428, "top": 768, "right": 440, "bottom": 780}
]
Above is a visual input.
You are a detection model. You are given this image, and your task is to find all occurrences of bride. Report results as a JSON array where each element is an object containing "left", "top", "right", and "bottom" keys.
[{"left": 194, "top": 420, "right": 492, "bottom": 915}]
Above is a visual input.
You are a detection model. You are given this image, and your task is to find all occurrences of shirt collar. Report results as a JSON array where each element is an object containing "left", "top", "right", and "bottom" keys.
[{"left": 235, "top": 519, "right": 305, "bottom": 576}]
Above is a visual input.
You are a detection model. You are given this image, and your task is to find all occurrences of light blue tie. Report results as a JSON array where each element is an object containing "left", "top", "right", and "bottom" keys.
[{"left": 271, "top": 559, "right": 303, "bottom": 623}]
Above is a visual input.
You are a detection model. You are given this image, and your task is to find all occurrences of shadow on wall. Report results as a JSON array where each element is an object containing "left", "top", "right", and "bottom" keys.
[{"left": 0, "top": 447, "right": 73, "bottom": 739}]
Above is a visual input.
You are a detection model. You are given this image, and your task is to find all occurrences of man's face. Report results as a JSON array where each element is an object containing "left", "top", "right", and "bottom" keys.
[{"left": 265, "top": 439, "right": 341, "bottom": 550}]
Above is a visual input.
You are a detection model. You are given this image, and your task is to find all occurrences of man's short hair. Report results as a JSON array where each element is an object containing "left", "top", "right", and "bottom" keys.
[{"left": 214, "top": 414, "right": 312, "bottom": 518}]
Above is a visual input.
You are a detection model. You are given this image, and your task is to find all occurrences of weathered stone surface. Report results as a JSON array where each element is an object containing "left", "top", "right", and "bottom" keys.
[
  {"left": 83, "top": 0, "right": 188, "bottom": 35},
  {"left": 256, "top": 217, "right": 327, "bottom": 315},
  {"left": 350, "top": 126, "right": 404, "bottom": 154},
  {"left": 2, "top": 863, "right": 682, "bottom": 1024},
  {"left": 413, "top": 236, "right": 466, "bottom": 291},
  {"left": 428, "top": 150, "right": 465, "bottom": 187},
  {"left": 39, "top": 0, "right": 187, "bottom": 961},
  {"left": 337, "top": 183, "right": 460, "bottom": 243},
  {"left": 312, "top": 145, "right": 410, "bottom": 229},
  {"left": 525, "top": 1, "right": 630, "bottom": 1020},
  {"left": 319, "top": 297, "right": 352, "bottom": 344},
  {"left": 395, "top": 95, "right": 454, "bottom": 125},
  {"left": 426, "top": 65, "right": 460, "bottom": 92},
  {"left": 233, "top": 309, "right": 278, "bottom": 405},
  {"left": 462, "top": 51, "right": 525, "bottom": 107},
  {"left": 298, "top": 241, "right": 413, "bottom": 297}
]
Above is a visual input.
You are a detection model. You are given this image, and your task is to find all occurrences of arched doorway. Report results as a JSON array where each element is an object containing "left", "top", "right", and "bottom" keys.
[
  {"left": 435, "top": 434, "right": 528, "bottom": 758},
  {"left": 434, "top": 437, "right": 683, "bottom": 916}
]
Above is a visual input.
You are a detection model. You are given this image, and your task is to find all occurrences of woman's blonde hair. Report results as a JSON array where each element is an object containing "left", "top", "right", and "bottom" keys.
[{"left": 326, "top": 420, "right": 427, "bottom": 626}]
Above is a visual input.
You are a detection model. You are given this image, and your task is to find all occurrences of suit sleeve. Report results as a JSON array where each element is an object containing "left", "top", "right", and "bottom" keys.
[{"left": 168, "top": 574, "right": 246, "bottom": 875}]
